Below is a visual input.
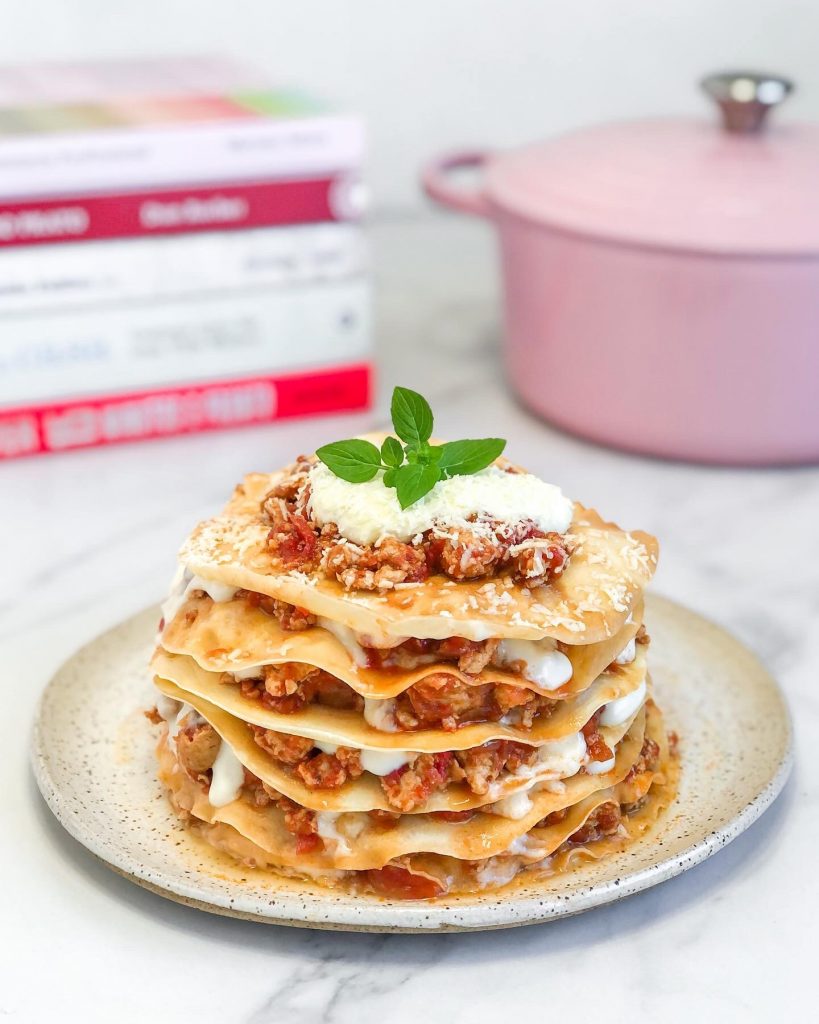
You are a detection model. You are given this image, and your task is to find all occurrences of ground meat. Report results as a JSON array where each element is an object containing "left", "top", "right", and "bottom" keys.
[
  {"left": 265, "top": 498, "right": 319, "bottom": 569},
  {"left": 569, "top": 801, "right": 622, "bottom": 844},
  {"left": 391, "top": 672, "right": 552, "bottom": 733},
  {"left": 262, "top": 661, "right": 318, "bottom": 697},
  {"left": 433, "top": 527, "right": 504, "bottom": 580},
  {"left": 295, "top": 752, "right": 349, "bottom": 789},
  {"left": 667, "top": 730, "right": 680, "bottom": 756},
  {"left": 242, "top": 770, "right": 281, "bottom": 807},
  {"left": 295, "top": 747, "right": 364, "bottom": 789},
  {"left": 380, "top": 752, "right": 456, "bottom": 811},
  {"left": 624, "top": 736, "right": 661, "bottom": 783},
  {"left": 228, "top": 667, "right": 363, "bottom": 715},
  {"left": 455, "top": 740, "right": 537, "bottom": 795},
  {"left": 261, "top": 455, "right": 314, "bottom": 510},
  {"left": 279, "top": 797, "right": 320, "bottom": 843},
  {"left": 176, "top": 720, "right": 220, "bottom": 779},
  {"left": 239, "top": 590, "right": 317, "bottom": 631},
  {"left": 366, "top": 635, "right": 499, "bottom": 676},
  {"left": 249, "top": 726, "right": 315, "bottom": 764},
  {"left": 438, "top": 636, "right": 500, "bottom": 675},
  {"left": 323, "top": 537, "right": 428, "bottom": 591},
  {"left": 635, "top": 624, "right": 650, "bottom": 645},
  {"left": 536, "top": 806, "right": 568, "bottom": 828},
  {"left": 507, "top": 533, "right": 571, "bottom": 587},
  {"left": 400, "top": 673, "right": 496, "bottom": 732},
  {"left": 582, "top": 712, "right": 614, "bottom": 765},
  {"left": 144, "top": 706, "right": 163, "bottom": 725}
]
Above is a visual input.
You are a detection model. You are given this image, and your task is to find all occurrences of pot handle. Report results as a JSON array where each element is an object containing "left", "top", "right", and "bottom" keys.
[{"left": 421, "top": 151, "right": 492, "bottom": 218}]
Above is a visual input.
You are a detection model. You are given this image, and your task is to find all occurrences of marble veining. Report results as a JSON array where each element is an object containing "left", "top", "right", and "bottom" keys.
[{"left": 3, "top": 217, "right": 816, "bottom": 1021}]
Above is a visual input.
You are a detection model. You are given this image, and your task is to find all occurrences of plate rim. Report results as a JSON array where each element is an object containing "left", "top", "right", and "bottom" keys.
[{"left": 30, "top": 593, "right": 794, "bottom": 932}]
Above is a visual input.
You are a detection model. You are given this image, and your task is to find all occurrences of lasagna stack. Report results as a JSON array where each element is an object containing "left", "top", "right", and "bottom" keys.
[{"left": 150, "top": 449, "right": 677, "bottom": 899}]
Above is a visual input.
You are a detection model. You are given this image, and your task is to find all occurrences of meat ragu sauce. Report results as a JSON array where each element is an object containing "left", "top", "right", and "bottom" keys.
[
  {"left": 260, "top": 455, "right": 573, "bottom": 591},
  {"left": 172, "top": 747, "right": 664, "bottom": 901},
  {"left": 216, "top": 592, "right": 568, "bottom": 732},
  {"left": 223, "top": 663, "right": 559, "bottom": 733}
]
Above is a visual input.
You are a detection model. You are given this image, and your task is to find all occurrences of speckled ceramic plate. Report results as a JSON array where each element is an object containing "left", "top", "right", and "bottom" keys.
[{"left": 31, "top": 594, "right": 792, "bottom": 932}]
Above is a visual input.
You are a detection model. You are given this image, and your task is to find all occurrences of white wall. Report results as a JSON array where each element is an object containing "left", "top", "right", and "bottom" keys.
[{"left": 1, "top": 0, "right": 817, "bottom": 213}]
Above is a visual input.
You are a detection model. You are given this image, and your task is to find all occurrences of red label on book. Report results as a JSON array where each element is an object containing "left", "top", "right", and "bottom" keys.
[
  {"left": 0, "top": 175, "right": 360, "bottom": 247},
  {"left": 0, "top": 363, "right": 372, "bottom": 459}
]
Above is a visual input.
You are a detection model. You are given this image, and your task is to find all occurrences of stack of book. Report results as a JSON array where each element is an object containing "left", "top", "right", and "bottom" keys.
[{"left": 0, "top": 56, "right": 371, "bottom": 460}]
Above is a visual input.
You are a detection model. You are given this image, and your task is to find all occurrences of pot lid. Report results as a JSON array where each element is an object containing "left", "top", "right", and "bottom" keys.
[{"left": 485, "top": 72, "right": 819, "bottom": 255}]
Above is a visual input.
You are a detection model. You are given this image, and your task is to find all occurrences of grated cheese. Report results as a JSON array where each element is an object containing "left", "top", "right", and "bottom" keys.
[{"left": 306, "top": 462, "right": 573, "bottom": 546}]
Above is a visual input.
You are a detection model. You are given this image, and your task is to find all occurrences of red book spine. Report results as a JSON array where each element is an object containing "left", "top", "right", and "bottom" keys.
[
  {"left": 0, "top": 175, "right": 358, "bottom": 248},
  {"left": 0, "top": 363, "right": 372, "bottom": 460}
]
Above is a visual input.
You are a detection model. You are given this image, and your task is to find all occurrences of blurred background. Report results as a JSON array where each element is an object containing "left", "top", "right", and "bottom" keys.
[
  {"left": 2, "top": 0, "right": 819, "bottom": 212},
  {"left": 2, "top": 0, "right": 819, "bottom": 463}
]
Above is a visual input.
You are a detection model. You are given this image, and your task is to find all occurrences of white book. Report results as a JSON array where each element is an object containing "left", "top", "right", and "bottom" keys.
[
  {"left": 0, "top": 276, "right": 371, "bottom": 408},
  {"left": 0, "top": 114, "right": 365, "bottom": 200},
  {"left": 0, "top": 223, "right": 368, "bottom": 314}
]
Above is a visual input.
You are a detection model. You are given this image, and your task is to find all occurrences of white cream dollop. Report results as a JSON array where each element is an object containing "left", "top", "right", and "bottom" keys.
[
  {"left": 307, "top": 461, "right": 573, "bottom": 546},
  {"left": 599, "top": 679, "right": 647, "bottom": 727},
  {"left": 160, "top": 564, "right": 237, "bottom": 627},
  {"left": 208, "top": 737, "right": 245, "bottom": 807},
  {"left": 362, "top": 697, "right": 399, "bottom": 732},
  {"left": 494, "top": 640, "right": 573, "bottom": 691},
  {"left": 317, "top": 617, "right": 370, "bottom": 666},
  {"left": 614, "top": 638, "right": 637, "bottom": 665},
  {"left": 314, "top": 739, "right": 415, "bottom": 777}
]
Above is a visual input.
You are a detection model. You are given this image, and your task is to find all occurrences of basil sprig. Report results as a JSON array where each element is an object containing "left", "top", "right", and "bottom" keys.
[{"left": 316, "top": 386, "right": 506, "bottom": 509}]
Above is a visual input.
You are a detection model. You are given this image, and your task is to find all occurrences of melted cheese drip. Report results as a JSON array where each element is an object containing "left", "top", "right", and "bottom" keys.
[
  {"left": 362, "top": 697, "right": 399, "bottom": 732},
  {"left": 208, "top": 738, "right": 245, "bottom": 807},
  {"left": 317, "top": 617, "right": 370, "bottom": 666},
  {"left": 491, "top": 789, "right": 534, "bottom": 820},
  {"left": 599, "top": 679, "right": 647, "bottom": 727},
  {"left": 314, "top": 739, "right": 415, "bottom": 777},
  {"left": 315, "top": 812, "right": 352, "bottom": 856},
  {"left": 161, "top": 564, "right": 237, "bottom": 628},
  {"left": 307, "top": 461, "right": 573, "bottom": 545},
  {"left": 614, "top": 638, "right": 637, "bottom": 665},
  {"left": 494, "top": 640, "right": 573, "bottom": 690}
]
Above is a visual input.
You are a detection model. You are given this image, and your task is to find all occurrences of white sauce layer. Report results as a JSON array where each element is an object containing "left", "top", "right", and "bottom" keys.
[
  {"left": 599, "top": 679, "right": 647, "bottom": 727},
  {"left": 362, "top": 697, "right": 399, "bottom": 732},
  {"left": 506, "top": 833, "right": 550, "bottom": 858},
  {"left": 233, "top": 666, "right": 263, "bottom": 682},
  {"left": 614, "top": 638, "right": 637, "bottom": 665},
  {"left": 208, "top": 738, "right": 245, "bottom": 807},
  {"left": 585, "top": 755, "right": 616, "bottom": 775},
  {"left": 160, "top": 564, "right": 237, "bottom": 628},
  {"left": 494, "top": 640, "right": 573, "bottom": 690},
  {"left": 307, "top": 461, "right": 573, "bottom": 546},
  {"left": 317, "top": 617, "right": 370, "bottom": 666},
  {"left": 315, "top": 812, "right": 352, "bottom": 856},
  {"left": 491, "top": 789, "right": 534, "bottom": 820},
  {"left": 314, "top": 739, "right": 415, "bottom": 777}
]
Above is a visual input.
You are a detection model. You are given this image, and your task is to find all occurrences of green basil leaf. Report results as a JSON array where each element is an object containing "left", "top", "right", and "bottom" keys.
[
  {"left": 391, "top": 387, "right": 434, "bottom": 447},
  {"left": 425, "top": 444, "right": 443, "bottom": 462},
  {"left": 437, "top": 438, "right": 506, "bottom": 478},
  {"left": 383, "top": 467, "right": 398, "bottom": 488},
  {"left": 380, "top": 436, "right": 404, "bottom": 468},
  {"left": 394, "top": 463, "right": 441, "bottom": 509},
  {"left": 316, "top": 439, "right": 382, "bottom": 483}
]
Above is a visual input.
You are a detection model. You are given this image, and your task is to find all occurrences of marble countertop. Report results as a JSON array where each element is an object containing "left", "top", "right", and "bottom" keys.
[{"left": 2, "top": 216, "right": 814, "bottom": 1022}]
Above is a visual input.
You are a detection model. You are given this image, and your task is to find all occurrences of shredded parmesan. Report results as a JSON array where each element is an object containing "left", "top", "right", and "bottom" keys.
[{"left": 307, "top": 462, "right": 573, "bottom": 546}]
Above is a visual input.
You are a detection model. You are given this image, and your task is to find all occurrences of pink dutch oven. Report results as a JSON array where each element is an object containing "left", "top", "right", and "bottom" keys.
[{"left": 423, "top": 72, "right": 819, "bottom": 465}]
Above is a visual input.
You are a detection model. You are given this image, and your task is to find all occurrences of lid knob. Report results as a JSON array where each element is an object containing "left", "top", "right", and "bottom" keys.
[{"left": 701, "top": 71, "right": 794, "bottom": 133}]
